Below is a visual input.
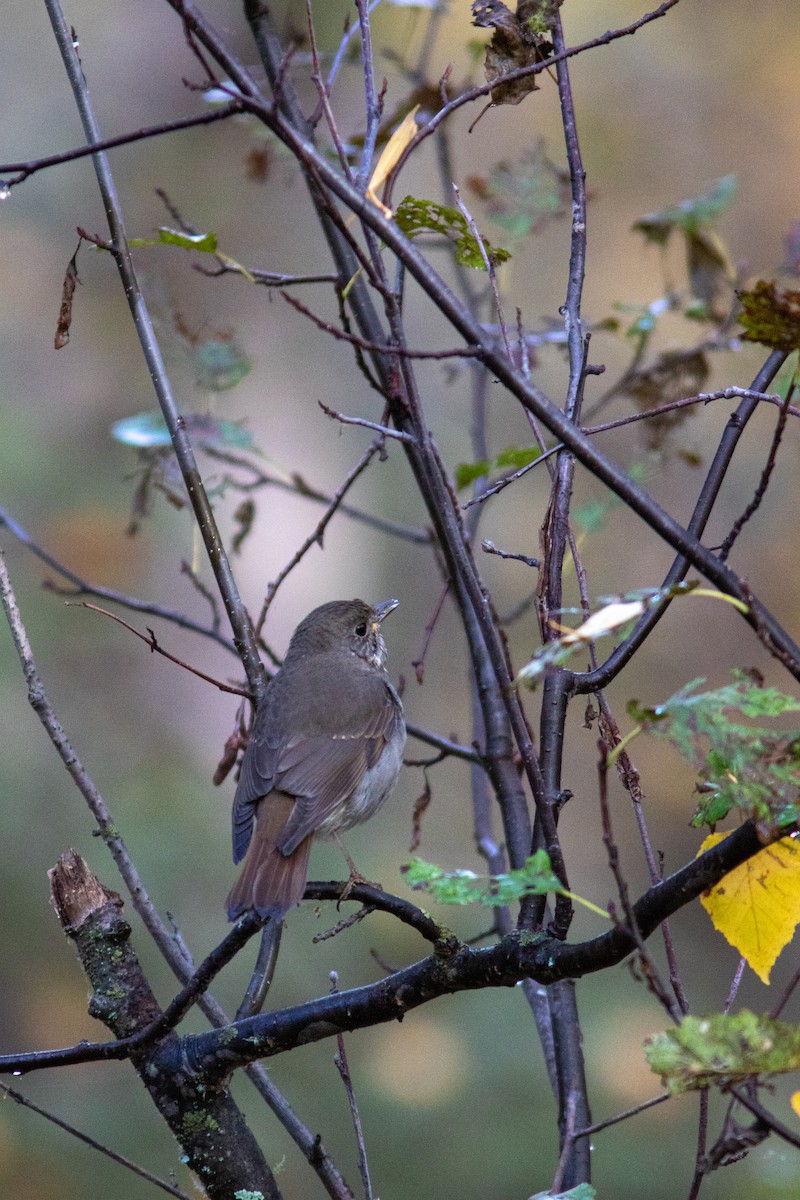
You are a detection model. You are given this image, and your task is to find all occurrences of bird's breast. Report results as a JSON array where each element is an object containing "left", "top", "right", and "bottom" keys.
[{"left": 316, "top": 725, "right": 406, "bottom": 838}]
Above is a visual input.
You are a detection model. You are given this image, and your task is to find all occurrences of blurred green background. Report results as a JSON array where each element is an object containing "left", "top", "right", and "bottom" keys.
[{"left": 1, "top": 1, "right": 800, "bottom": 1197}]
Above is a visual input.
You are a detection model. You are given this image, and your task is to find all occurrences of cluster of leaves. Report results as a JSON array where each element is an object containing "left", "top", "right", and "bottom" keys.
[
  {"left": 467, "top": 141, "right": 570, "bottom": 240},
  {"left": 403, "top": 852, "right": 608, "bottom": 918},
  {"left": 403, "top": 850, "right": 564, "bottom": 906},
  {"left": 628, "top": 671, "right": 800, "bottom": 827}
]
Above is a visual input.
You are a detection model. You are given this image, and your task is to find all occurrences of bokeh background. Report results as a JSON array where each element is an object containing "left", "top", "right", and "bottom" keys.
[{"left": 1, "top": 1, "right": 800, "bottom": 1197}]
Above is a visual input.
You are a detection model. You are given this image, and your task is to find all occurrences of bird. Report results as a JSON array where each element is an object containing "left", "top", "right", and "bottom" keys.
[{"left": 226, "top": 598, "right": 406, "bottom": 921}]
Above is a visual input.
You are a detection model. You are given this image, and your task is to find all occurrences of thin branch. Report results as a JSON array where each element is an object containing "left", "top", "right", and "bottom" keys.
[
  {"left": 582, "top": 387, "right": 797, "bottom": 437},
  {"left": 411, "top": 581, "right": 449, "bottom": 684},
  {"left": 463, "top": 443, "right": 562, "bottom": 508},
  {"left": 330, "top": 972, "right": 374, "bottom": 1200},
  {"left": 0, "top": 103, "right": 243, "bottom": 188},
  {"left": 197, "top": 261, "right": 339, "bottom": 286},
  {"left": 0, "top": 504, "right": 235, "bottom": 654},
  {"left": 452, "top": 184, "right": 512, "bottom": 360},
  {"left": 318, "top": 402, "right": 417, "bottom": 443},
  {"left": 70, "top": 602, "right": 250, "bottom": 696},
  {"left": 282, "top": 288, "right": 481, "bottom": 359},
  {"left": 404, "top": 721, "right": 484, "bottom": 765},
  {"left": 595, "top": 694, "right": 690, "bottom": 1015},
  {"left": 718, "top": 384, "right": 795, "bottom": 560},
  {"left": 0, "top": 1083, "right": 195, "bottom": 1200},
  {"left": 254, "top": 437, "right": 386, "bottom": 633},
  {"left": 354, "top": 0, "right": 381, "bottom": 195},
  {"left": 201, "top": 446, "right": 431, "bottom": 544},
  {"left": 44, "top": 0, "right": 266, "bottom": 700},
  {"left": 571, "top": 1091, "right": 671, "bottom": 1140},
  {"left": 728, "top": 1086, "right": 800, "bottom": 1153},
  {"left": 481, "top": 540, "right": 540, "bottom": 569},
  {"left": 305, "top": 0, "right": 355, "bottom": 176}
]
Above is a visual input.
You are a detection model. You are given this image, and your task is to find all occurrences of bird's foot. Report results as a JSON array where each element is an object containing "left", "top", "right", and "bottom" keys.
[{"left": 337, "top": 867, "right": 383, "bottom": 908}]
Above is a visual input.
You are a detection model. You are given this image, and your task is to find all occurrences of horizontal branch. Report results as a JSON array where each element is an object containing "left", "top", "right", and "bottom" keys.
[
  {"left": 1, "top": 820, "right": 784, "bottom": 1079},
  {"left": 172, "top": 820, "right": 792, "bottom": 1078},
  {"left": 0, "top": 504, "right": 236, "bottom": 653},
  {"left": 0, "top": 103, "right": 243, "bottom": 188}
]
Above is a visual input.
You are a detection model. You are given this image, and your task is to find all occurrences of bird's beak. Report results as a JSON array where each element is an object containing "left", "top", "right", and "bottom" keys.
[{"left": 373, "top": 598, "right": 399, "bottom": 624}]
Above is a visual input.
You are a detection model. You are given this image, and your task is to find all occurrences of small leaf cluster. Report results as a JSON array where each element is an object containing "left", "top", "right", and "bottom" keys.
[
  {"left": 402, "top": 850, "right": 564, "bottom": 907},
  {"left": 628, "top": 672, "right": 800, "bottom": 826}
]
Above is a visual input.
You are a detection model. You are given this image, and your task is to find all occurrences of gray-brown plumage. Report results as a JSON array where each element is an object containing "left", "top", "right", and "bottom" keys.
[{"left": 226, "top": 599, "right": 405, "bottom": 921}]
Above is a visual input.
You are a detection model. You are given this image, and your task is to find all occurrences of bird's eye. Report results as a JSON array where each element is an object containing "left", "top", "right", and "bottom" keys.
[{"left": 355, "top": 622, "right": 368, "bottom": 637}]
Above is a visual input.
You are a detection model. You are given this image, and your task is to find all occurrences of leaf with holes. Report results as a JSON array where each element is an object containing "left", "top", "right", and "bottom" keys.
[
  {"left": 736, "top": 280, "right": 800, "bottom": 351},
  {"left": 396, "top": 195, "right": 511, "bottom": 269}
]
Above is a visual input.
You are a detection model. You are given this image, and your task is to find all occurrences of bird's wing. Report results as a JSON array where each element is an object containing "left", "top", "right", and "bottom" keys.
[
  {"left": 231, "top": 656, "right": 402, "bottom": 863},
  {"left": 275, "top": 676, "right": 403, "bottom": 854}
]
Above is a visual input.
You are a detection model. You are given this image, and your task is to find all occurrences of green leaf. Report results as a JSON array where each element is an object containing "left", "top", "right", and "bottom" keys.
[
  {"left": 128, "top": 226, "right": 219, "bottom": 253},
  {"left": 495, "top": 445, "right": 541, "bottom": 470},
  {"left": 402, "top": 853, "right": 609, "bottom": 918},
  {"left": 402, "top": 851, "right": 563, "bottom": 907},
  {"left": 111, "top": 411, "right": 257, "bottom": 452},
  {"left": 627, "top": 671, "right": 800, "bottom": 827},
  {"left": 454, "top": 445, "right": 541, "bottom": 490},
  {"left": 633, "top": 175, "right": 737, "bottom": 245},
  {"left": 646, "top": 1011, "right": 800, "bottom": 1094},
  {"left": 469, "top": 142, "right": 569, "bottom": 241},
  {"left": 191, "top": 337, "right": 252, "bottom": 391},
  {"left": 530, "top": 1187, "right": 597, "bottom": 1200},
  {"left": 736, "top": 280, "right": 800, "bottom": 352},
  {"left": 455, "top": 459, "right": 491, "bottom": 489},
  {"left": 395, "top": 195, "right": 511, "bottom": 269}
]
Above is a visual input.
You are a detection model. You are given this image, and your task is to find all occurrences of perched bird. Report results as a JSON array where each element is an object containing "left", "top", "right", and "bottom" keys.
[{"left": 227, "top": 598, "right": 405, "bottom": 921}]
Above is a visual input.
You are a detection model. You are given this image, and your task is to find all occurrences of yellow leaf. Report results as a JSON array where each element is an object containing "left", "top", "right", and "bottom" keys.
[
  {"left": 366, "top": 105, "right": 420, "bottom": 218},
  {"left": 792, "top": 1091, "right": 800, "bottom": 1119},
  {"left": 699, "top": 832, "right": 800, "bottom": 984}
]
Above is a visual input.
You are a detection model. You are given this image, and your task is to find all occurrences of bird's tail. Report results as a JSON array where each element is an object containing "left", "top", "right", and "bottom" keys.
[{"left": 226, "top": 795, "right": 313, "bottom": 921}]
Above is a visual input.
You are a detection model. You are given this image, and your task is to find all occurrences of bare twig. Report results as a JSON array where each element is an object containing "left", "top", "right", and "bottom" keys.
[
  {"left": 201, "top": 446, "right": 431, "bottom": 544},
  {"left": 330, "top": 972, "right": 374, "bottom": 1200},
  {"left": 0, "top": 1083, "right": 194, "bottom": 1200},
  {"left": 282, "top": 289, "right": 481, "bottom": 360},
  {"left": 572, "top": 1091, "right": 671, "bottom": 1141},
  {"left": 69, "top": 602, "right": 250, "bottom": 696},
  {"left": 254, "top": 436, "right": 386, "bottom": 633},
  {"left": 318, "top": 401, "right": 417, "bottom": 443},
  {"left": 481, "top": 540, "right": 540, "bottom": 569},
  {"left": 0, "top": 103, "right": 242, "bottom": 189},
  {"left": 718, "top": 383, "right": 795, "bottom": 560},
  {"left": 0, "top": 504, "right": 235, "bottom": 653},
  {"left": 44, "top": 0, "right": 266, "bottom": 701}
]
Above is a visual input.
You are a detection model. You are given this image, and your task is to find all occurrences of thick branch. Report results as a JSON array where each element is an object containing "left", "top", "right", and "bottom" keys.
[
  {"left": 48, "top": 851, "right": 280, "bottom": 1200},
  {"left": 4, "top": 821, "right": 784, "bottom": 1080}
]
